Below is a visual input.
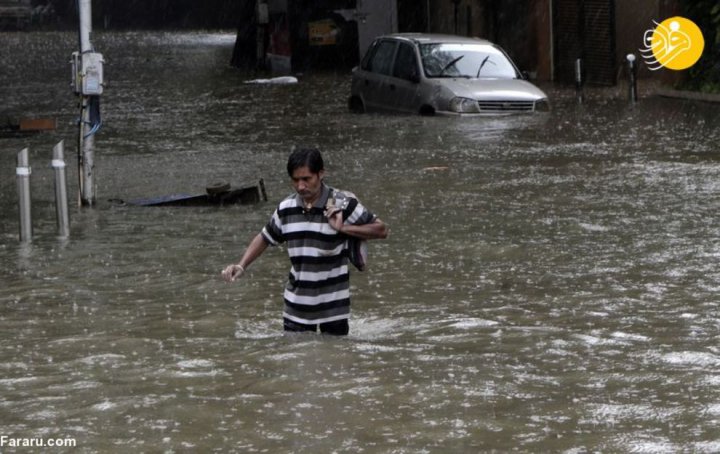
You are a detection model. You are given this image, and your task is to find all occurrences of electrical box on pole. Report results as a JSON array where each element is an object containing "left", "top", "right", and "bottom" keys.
[
  {"left": 71, "top": 51, "right": 104, "bottom": 95},
  {"left": 71, "top": 52, "right": 81, "bottom": 94},
  {"left": 81, "top": 52, "right": 104, "bottom": 95}
]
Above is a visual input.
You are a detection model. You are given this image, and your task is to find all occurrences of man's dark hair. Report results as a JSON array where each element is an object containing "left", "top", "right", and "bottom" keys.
[{"left": 287, "top": 146, "right": 324, "bottom": 176}]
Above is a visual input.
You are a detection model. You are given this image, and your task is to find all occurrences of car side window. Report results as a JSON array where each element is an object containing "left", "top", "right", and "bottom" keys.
[
  {"left": 392, "top": 43, "right": 419, "bottom": 81},
  {"left": 366, "top": 40, "right": 396, "bottom": 76}
]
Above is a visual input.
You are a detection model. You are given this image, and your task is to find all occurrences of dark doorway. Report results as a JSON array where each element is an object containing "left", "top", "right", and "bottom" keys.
[
  {"left": 481, "top": 0, "right": 537, "bottom": 76},
  {"left": 397, "top": 0, "right": 428, "bottom": 32},
  {"left": 554, "top": 0, "right": 616, "bottom": 85}
]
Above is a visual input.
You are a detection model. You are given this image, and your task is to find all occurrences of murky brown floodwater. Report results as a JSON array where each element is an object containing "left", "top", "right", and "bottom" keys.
[{"left": 1, "top": 31, "right": 720, "bottom": 453}]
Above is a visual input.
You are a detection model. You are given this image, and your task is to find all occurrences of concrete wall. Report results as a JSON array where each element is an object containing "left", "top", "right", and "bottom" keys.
[{"left": 235, "top": 0, "right": 680, "bottom": 83}]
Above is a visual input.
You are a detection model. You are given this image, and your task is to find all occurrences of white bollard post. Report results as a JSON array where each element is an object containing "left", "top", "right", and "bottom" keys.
[
  {"left": 16, "top": 148, "right": 32, "bottom": 242},
  {"left": 627, "top": 53, "right": 638, "bottom": 104},
  {"left": 53, "top": 141, "right": 70, "bottom": 238}
]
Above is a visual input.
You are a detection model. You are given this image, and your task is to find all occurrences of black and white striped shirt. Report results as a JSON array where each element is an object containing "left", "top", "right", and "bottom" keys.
[{"left": 261, "top": 183, "right": 376, "bottom": 324}]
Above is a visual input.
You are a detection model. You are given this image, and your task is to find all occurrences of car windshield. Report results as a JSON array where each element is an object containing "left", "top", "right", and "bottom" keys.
[{"left": 420, "top": 43, "right": 519, "bottom": 79}]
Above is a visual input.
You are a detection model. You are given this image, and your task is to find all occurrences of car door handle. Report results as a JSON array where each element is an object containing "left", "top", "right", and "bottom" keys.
[{"left": 389, "top": 84, "right": 396, "bottom": 91}]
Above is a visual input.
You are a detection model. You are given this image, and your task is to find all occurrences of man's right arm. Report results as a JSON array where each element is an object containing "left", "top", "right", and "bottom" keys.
[{"left": 221, "top": 233, "right": 269, "bottom": 282}]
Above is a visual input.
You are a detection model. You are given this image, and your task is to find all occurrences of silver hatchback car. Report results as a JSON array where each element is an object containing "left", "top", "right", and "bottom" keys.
[{"left": 349, "top": 33, "right": 549, "bottom": 115}]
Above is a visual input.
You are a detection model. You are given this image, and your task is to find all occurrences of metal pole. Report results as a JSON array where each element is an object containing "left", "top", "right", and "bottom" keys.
[
  {"left": 79, "top": 101, "right": 95, "bottom": 206},
  {"left": 575, "top": 58, "right": 584, "bottom": 104},
  {"left": 16, "top": 148, "right": 32, "bottom": 242},
  {"left": 78, "top": 0, "right": 95, "bottom": 206},
  {"left": 627, "top": 53, "right": 638, "bottom": 104},
  {"left": 53, "top": 141, "right": 70, "bottom": 238},
  {"left": 78, "top": 0, "right": 92, "bottom": 53}
]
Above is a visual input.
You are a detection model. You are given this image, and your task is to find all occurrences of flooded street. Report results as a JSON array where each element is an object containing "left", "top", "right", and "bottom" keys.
[{"left": 2, "top": 31, "right": 720, "bottom": 452}]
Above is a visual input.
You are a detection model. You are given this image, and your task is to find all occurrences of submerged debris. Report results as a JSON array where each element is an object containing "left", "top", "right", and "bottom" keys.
[{"left": 115, "top": 180, "right": 267, "bottom": 207}]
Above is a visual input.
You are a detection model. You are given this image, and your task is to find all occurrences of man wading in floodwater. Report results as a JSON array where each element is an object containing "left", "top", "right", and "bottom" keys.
[{"left": 221, "top": 147, "right": 389, "bottom": 335}]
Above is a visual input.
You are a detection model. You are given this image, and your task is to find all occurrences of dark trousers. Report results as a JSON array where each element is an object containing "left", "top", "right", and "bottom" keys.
[{"left": 283, "top": 317, "right": 349, "bottom": 336}]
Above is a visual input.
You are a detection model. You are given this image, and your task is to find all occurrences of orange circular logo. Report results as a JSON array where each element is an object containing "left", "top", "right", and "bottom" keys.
[{"left": 641, "top": 16, "right": 704, "bottom": 71}]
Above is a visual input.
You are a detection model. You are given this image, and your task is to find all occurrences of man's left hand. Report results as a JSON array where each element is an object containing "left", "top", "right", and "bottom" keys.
[{"left": 325, "top": 207, "right": 344, "bottom": 232}]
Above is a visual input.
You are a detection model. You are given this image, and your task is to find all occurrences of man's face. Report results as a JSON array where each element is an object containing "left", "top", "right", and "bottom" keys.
[{"left": 291, "top": 166, "right": 324, "bottom": 204}]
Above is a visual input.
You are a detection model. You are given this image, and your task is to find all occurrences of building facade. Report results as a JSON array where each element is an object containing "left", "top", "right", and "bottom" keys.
[
  {"left": 414, "top": 0, "right": 678, "bottom": 84},
  {"left": 233, "top": 0, "right": 678, "bottom": 85}
]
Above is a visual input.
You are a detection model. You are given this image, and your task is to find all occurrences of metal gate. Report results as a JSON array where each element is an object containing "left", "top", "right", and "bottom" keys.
[{"left": 554, "top": 0, "right": 616, "bottom": 85}]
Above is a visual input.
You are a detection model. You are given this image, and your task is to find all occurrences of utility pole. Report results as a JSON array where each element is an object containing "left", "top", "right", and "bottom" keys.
[{"left": 73, "top": 0, "right": 104, "bottom": 206}]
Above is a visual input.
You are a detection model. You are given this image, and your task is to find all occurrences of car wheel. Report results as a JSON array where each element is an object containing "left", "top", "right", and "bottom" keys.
[{"left": 348, "top": 96, "right": 365, "bottom": 113}]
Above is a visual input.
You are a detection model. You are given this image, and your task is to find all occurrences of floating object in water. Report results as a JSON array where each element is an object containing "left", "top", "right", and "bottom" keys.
[
  {"left": 244, "top": 76, "right": 298, "bottom": 85},
  {"left": 118, "top": 179, "right": 268, "bottom": 207},
  {"left": 205, "top": 180, "right": 231, "bottom": 195},
  {"left": 422, "top": 166, "right": 449, "bottom": 172}
]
